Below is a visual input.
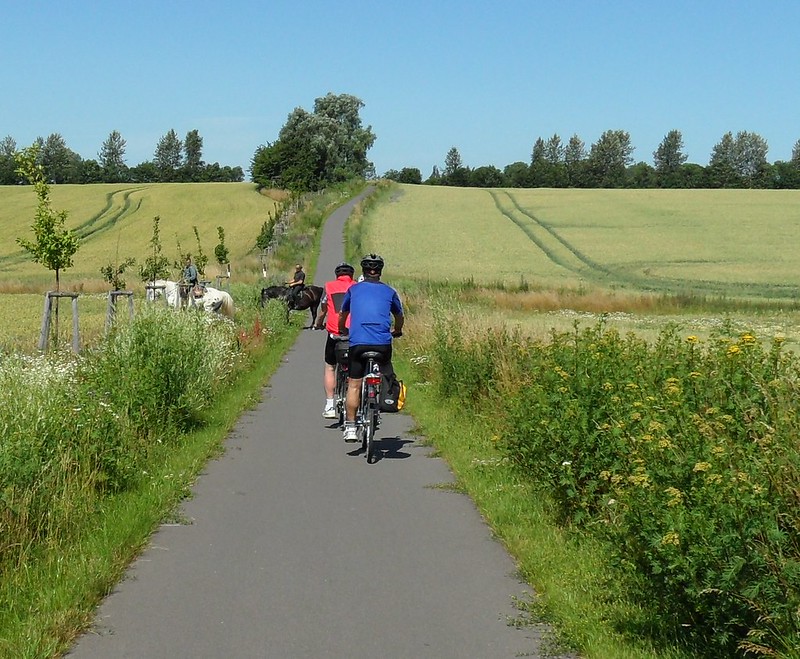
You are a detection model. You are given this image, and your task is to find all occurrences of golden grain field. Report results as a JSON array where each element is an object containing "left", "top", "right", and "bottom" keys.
[
  {"left": 367, "top": 185, "right": 800, "bottom": 299},
  {"left": 1, "top": 182, "right": 281, "bottom": 290}
]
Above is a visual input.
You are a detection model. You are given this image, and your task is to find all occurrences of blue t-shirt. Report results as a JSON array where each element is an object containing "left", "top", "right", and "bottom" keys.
[{"left": 340, "top": 280, "right": 403, "bottom": 346}]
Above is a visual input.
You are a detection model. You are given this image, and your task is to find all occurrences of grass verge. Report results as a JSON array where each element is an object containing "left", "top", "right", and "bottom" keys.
[
  {"left": 394, "top": 351, "right": 693, "bottom": 659},
  {"left": 0, "top": 324, "right": 300, "bottom": 658}
]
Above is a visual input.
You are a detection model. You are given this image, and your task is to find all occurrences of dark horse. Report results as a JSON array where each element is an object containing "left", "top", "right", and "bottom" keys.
[
  {"left": 260, "top": 285, "right": 289, "bottom": 306},
  {"left": 261, "top": 284, "right": 323, "bottom": 328}
]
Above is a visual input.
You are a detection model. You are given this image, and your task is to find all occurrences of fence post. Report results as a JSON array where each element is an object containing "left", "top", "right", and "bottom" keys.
[{"left": 38, "top": 291, "right": 81, "bottom": 353}]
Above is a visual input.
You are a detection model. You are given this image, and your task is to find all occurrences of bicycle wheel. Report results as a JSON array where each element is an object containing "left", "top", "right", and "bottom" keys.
[
  {"left": 365, "top": 401, "right": 377, "bottom": 463},
  {"left": 334, "top": 365, "right": 347, "bottom": 426},
  {"left": 359, "top": 381, "right": 369, "bottom": 453}
]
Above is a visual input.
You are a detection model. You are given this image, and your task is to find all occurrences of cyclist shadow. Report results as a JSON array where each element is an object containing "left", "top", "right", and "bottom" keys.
[{"left": 346, "top": 436, "right": 413, "bottom": 461}]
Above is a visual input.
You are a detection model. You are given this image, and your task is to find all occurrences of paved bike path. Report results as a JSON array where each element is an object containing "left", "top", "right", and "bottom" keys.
[{"left": 69, "top": 191, "right": 550, "bottom": 658}]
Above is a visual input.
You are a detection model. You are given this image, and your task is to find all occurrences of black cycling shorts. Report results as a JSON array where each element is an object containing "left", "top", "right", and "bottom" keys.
[
  {"left": 348, "top": 344, "right": 393, "bottom": 380},
  {"left": 324, "top": 335, "right": 349, "bottom": 366}
]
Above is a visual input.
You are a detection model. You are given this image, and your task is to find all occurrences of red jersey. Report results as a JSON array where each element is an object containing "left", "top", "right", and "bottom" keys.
[{"left": 324, "top": 275, "right": 355, "bottom": 334}]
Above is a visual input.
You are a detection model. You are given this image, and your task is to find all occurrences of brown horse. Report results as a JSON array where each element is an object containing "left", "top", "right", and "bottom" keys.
[{"left": 287, "top": 285, "right": 323, "bottom": 328}]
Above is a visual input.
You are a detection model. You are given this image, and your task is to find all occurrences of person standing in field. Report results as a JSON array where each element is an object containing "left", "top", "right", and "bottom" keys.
[
  {"left": 183, "top": 255, "right": 199, "bottom": 287},
  {"left": 337, "top": 254, "right": 404, "bottom": 442},
  {"left": 286, "top": 263, "right": 306, "bottom": 307},
  {"left": 313, "top": 262, "right": 356, "bottom": 418}
]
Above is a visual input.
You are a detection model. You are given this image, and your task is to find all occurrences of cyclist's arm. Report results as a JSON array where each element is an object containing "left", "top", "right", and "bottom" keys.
[
  {"left": 314, "top": 300, "right": 328, "bottom": 330},
  {"left": 392, "top": 311, "right": 404, "bottom": 336},
  {"left": 337, "top": 309, "right": 349, "bottom": 335}
]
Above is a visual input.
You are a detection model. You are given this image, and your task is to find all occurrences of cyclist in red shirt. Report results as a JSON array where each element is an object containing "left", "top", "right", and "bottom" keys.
[{"left": 313, "top": 262, "right": 356, "bottom": 418}]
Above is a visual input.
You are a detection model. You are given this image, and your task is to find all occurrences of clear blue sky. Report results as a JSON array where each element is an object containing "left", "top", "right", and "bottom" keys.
[{"left": 2, "top": 0, "right": 798, "bottom": 177}]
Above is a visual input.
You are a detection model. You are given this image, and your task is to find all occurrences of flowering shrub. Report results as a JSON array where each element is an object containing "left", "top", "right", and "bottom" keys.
[{"left": 421, "top": 317, "right": 800, "bottom": 657}]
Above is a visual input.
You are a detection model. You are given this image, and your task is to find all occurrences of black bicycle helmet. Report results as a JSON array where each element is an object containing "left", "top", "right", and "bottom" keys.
[
  {"left": 334, "top": 261, "right": 355, "bottom": 277},
  {"left": 360, "top": 253, "right": 384, "bottom": 273}
]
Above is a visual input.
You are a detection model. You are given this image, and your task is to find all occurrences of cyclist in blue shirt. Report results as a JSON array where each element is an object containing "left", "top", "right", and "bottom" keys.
[{"left": 337, "top": 253, "right": 404, "bottom": 442}]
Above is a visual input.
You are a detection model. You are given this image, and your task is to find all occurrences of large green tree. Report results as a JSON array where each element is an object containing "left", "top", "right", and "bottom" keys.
[
  {"left": 442, "top": 146, "right": 469, "bottom": 186},
  {"left": 587, "top": 130, "right": 634, "bottom": 187},
  {"left": 154, "top": 129, "right": 183, "bottom": 182},
  {"left": 564, "top": 134, "right": 586, "bottom": 187},
  {"left": 0, "top": 135, "right": 18, "bottom": 184},
  {"left": 251, "top": 93, "right": 376, "bottom": 191},
  {"left": 653, "top": 129, "right": 688, "bottom": 187},
  {"left": 99, "top": 130, "right": 128, "bottom": 182},
  {"left": 39, "top": 133, "right": 77, "bottom": 184},
  {"left": 708, "top": 131, "right": 768, "bottom": 188},
  {"left": 183, "top": 129, "right": 203, "bottom": 181}
]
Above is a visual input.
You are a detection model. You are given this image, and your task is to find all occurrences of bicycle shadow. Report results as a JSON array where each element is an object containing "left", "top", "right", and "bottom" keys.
[{"left": 346, "top": 435, "right": 412, "bottom": 461}]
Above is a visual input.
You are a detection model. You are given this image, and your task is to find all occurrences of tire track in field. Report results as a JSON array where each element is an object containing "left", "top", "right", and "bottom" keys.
[
  {"left": 0, "top": 187, "right": 146, "bottom": 270},
  {"left": 490, "top": 190, "right": 800, "bottom": 300},
  {"left": 72, "top": 187, "right": 147, "bottom": 239},
  {"left": 488, "top": 189, "right": 614, "bottom": 281}
]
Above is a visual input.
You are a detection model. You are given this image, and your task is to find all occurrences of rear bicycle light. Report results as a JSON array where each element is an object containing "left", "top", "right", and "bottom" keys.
[{"left": 365, "top": 373, "right": 381, "bottom": 386}]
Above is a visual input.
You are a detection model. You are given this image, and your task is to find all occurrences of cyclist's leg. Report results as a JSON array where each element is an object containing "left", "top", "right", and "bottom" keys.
[
  {"left": 345, "top": 345, "right": 369, "bottom": 424},
  {"left": 322, "top": 335, "right": 337, "bottom": 418},
  {"left": 323, "top": 335, "right": 336, "bottom": 399}
]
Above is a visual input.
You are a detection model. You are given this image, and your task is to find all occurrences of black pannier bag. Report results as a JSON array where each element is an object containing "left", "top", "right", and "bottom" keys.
[{"left": 380, "top": 372, "right": 406, "bottom": 413}]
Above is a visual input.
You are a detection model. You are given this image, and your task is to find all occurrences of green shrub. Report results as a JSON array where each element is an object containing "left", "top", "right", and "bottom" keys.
[{"left": 418, "top": 319, "right": 800, "bottom": 657}]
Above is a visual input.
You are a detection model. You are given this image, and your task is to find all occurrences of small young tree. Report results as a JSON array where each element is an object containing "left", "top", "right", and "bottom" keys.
[
  {"left": 214, "top": 226, "right": 230, "bottom": 267},
  {"left": 255, "top": 207, "right": 277, "bottom": 251},
  {"left": 100, "top": 257, "right": 136, "bottom": 291},
  {"left": 192, "top": 226, "right": 208, "bottom": 276},
  {"left": 139, "top": 216, "right": 171, "bottom": 283},
  {"left": 15, "top": 145, "right": 80, "bottom": 292}
]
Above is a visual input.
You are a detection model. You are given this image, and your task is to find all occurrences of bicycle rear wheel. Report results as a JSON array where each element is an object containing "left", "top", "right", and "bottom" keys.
[{"left": 365, "top": 401, "right": 377, "bottom": 463}]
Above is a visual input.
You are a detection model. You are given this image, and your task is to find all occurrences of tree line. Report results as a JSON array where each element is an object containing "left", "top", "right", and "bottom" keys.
[
  {"left": 384, "top": 129, "right": 800, "bottom": 189},
  {"left": 0, "top": 129, "right": 244, "bottom": 185}
]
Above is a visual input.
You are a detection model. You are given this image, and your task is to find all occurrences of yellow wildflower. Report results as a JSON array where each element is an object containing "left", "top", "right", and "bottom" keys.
[
  {"left": 627, "top": 473, "right": 651, "bottom": 487},
  {"left": 661, "top": 531, "right": 681, "bottom": 546},
  {"left": 602, "top": 381, "right": 614, "bottom": 391},
  {"left": 727, "top": 344, "right": 741, "bottom": 355},
  {"left": 741, "top": 334, "right": 756, "bottom": 344},
  {"left": 664, "top": 487, "right": 683, "bottom": 506},
  {"left": 693, "top": 462, "right": 711, "bottom": 472},
  {"left": 686, "top": 336, "right": 698, "bottom": 344},
  {"left": 711, "top": 445, "right": 726, "bottom": 456}
]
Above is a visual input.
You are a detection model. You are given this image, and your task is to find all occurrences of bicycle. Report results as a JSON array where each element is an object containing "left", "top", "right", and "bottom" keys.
[
  {"left": 356, "top": 351, "right": 383, "bottom": 464},
  {"left": 332, "top": 339, "right": 350, "bottom": 427}
]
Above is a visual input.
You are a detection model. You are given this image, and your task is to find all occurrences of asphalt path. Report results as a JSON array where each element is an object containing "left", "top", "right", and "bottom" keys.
[{"left": 68, "top": 190, "right": 553, "bottom": 658}]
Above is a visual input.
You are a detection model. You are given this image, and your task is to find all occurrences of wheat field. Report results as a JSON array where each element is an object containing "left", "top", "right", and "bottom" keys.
[
  {"left": 366, "top": 185, "right": 800, "bottom": 299},
  {"left": 0, "top": 182, "right": 282, "bottom": 290}
]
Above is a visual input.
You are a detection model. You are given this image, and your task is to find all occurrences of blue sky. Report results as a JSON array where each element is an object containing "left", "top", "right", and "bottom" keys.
[{"left": 2, "top": 0, "right": 798, "bottom": 177}]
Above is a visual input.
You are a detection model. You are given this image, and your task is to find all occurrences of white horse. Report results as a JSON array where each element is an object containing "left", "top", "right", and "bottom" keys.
[
  {"left": 145, "top": 280, "right": 234, "bottom": 318},
  {"left": 145, "top": 279, "right": 181, "bottom": 307},
  {"left": 194, "top": 285, "right": 235, "bottom": 318}
]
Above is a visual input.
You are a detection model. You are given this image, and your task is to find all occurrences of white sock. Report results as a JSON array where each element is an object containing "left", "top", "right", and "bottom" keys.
[{"left": 326, "top": 398, "right": 334, "bottom": 407}]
